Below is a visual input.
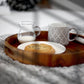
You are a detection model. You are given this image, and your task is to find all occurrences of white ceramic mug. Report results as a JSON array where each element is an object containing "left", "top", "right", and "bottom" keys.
[{"left": 48, "top": 23, "right": 78, "bottom": 45}]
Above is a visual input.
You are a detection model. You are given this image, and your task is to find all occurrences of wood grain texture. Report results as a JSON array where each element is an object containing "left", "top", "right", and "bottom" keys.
[{"left": 4, "top": 31, "right": 84, "bottom": 67}]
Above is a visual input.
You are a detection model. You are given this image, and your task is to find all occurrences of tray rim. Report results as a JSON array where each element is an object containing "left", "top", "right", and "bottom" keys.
[{"left": 4, "top": 31, "right": 84, "bottom": 67}]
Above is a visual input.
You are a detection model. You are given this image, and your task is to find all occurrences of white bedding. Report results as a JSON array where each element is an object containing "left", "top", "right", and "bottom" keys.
[{"left": 0, "top": 34, "right": 84, "bottom": 84}]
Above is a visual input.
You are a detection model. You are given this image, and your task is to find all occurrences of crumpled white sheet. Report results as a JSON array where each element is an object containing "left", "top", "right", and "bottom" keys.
[{"left": 0, "top": 34, "right": 84, "bottom": 84}]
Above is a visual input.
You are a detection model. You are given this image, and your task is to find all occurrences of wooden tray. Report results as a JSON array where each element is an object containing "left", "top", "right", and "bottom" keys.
[{"left": 4, "top": 31, "right": 84, "bottom": 67}]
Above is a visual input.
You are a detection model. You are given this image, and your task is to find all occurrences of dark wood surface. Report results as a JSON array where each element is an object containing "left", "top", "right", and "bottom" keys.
[
  {"left": 4, "top": 31, "right": 84, "bottom": 67},
  {"left": 38, "top": 0, "right": 51, "bottom": 8}
]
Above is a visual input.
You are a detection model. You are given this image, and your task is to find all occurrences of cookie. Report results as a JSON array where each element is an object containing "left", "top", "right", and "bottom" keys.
[{"left": 24, "top": 43, "right": 55, "bottom": 54}]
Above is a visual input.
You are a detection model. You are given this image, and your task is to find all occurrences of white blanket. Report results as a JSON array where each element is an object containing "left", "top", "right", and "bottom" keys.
[{"left": 0, "top": 35, "right": 84, "bottom": 84}]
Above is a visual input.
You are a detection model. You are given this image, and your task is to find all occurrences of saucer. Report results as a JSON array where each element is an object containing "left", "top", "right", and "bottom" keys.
[{"left": 17, "top": 41, "right": 66, "bottom": 54}]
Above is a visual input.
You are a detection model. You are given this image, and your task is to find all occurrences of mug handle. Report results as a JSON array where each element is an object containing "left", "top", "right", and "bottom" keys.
[
  {"left": 34, "top": 26, "right": 41, "bottom": 37},
  {"left": 68, "top": 28, "right": 78, "bottom": 41}
]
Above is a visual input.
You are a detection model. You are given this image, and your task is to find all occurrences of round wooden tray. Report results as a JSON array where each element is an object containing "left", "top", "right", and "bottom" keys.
[{"left": 4, "top": 31, "right": 84, "bottom": 67}]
